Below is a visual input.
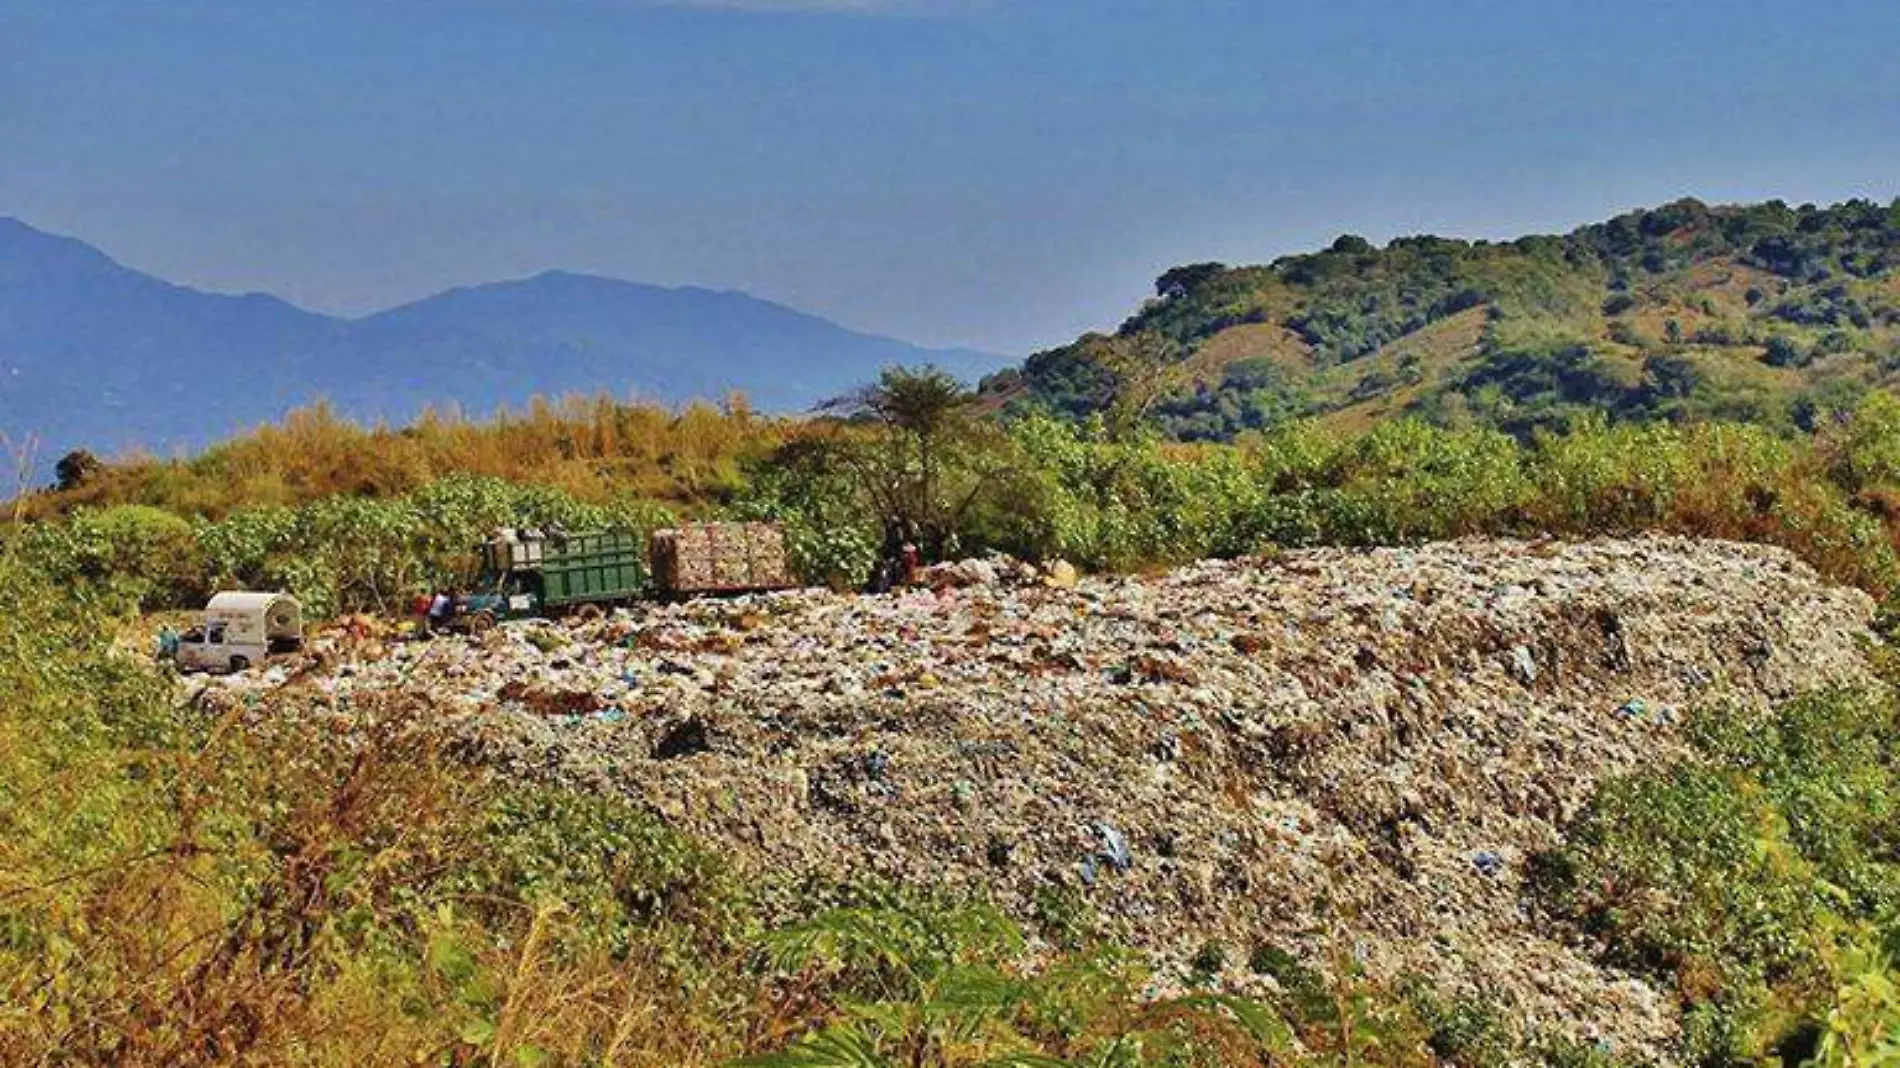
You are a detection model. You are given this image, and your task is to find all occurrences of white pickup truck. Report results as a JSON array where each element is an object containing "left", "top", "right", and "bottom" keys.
[{"left": 167, "top": 591, "right": 303, "bottom": 674}]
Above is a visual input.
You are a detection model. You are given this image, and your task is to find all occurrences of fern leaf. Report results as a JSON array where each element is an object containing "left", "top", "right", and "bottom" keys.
[{"left": 731, "top": 1026, "right": 893, "bottom": 1068}]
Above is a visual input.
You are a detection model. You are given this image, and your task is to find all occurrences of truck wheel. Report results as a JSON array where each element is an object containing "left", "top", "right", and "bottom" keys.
[
  {"left": 469, "top": 611, "right": 496, "bottom": 634},
  {"left": 576, "top": 603, "right": 604, "bottom": 622},
  {"left": 229, "top": 656, "right": 251, "bottom": 673}
]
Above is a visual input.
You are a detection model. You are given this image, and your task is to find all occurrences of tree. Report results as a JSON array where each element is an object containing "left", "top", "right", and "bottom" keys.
[
  {"left": 1642, "top": 352, "right": 1702, "bottom": 403},
  {"left": 1764, "top": 335, "right": 1808, "bottom": 368},
  {"left": 1154, "top": 262, "right": 1227, "bottom": 300},
  {"left": 829, "top": 366, "right": 1001, "bottom": 563},
  {"left": 55, "top": 449, "right": 103, "bottom": 492},
  {"left": 1085, "top": 330, "right": 1180, "bottom": 441}
]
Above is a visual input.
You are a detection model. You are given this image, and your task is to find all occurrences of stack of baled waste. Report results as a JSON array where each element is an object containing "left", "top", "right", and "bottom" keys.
[{"left": 648, "top": 521, "right": 794, "bottom": 595}]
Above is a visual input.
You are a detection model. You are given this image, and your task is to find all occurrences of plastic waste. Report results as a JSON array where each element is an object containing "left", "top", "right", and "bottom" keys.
[{"left": 1093, "top": 821, "right": 1132, "bottom": 874}]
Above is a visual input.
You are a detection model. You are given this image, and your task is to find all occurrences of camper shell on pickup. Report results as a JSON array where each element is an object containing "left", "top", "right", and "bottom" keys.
[{"left": 171, "top": 591, "right": 303, "bottom": 673}]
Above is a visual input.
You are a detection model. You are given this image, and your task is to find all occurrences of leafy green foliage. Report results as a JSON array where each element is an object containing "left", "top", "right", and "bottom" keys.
[
  {"left": 996, "top": 197, "right": 1900, "bottom": 443},
  {"left": 963, "top": 407, "right": 1899, "bottom": 596},
  {"left": 19, "top": 382, "right": 1900, "bottom": 623},
  {"left": 1532, "top": 689, "right": 1900, "bottom": 1063},
  {"left": 742, "top": 896, "right": 1444, "bottom": 1068},
  {"left": 14, "top": 502, "right": 203, "bottom": 611},
  {"left": 16, "top": 473, "right": 679, "bottom": 616},
  {"left": 830, "top": 366, "right": 1011, "bottom": 564}
]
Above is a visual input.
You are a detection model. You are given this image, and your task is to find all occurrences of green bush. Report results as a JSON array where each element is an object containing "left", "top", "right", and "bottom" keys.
[
  {"left": 16, "top": 503, "right": 205, "bottom": 611},
  {"left": 731, "top": 443, "right": 880, "bottom": 588},
  {"left": 1533, "top": 688, "right": 1900, "bottom": 1060},
  {"left": 19, "top": 474, "right": 682, "bottom": 616},
  {"left": 19, "top": 388, "right": 1900, "bottom": 619}
]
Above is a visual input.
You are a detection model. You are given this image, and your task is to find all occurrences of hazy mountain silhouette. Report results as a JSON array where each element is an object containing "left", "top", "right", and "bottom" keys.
[{"left": 0, "top": 218, "right": 1001, "bottom": 472}]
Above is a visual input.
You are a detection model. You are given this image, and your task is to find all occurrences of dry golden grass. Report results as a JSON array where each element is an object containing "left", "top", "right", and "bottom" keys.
[
  {"left": 27, "top": 394, "right": 794, "bottom": 521},
  {"left": 1318, "top": 306, "right": 1491, "bottom": 433},
  {"left": 1178, "top": 322, "right": 1317, "bottom": 385}
]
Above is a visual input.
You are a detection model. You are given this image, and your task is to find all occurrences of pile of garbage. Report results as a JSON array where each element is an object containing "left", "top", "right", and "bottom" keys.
[{"left": 196, "top": 537, "right": 1877, "bottom": 1055}]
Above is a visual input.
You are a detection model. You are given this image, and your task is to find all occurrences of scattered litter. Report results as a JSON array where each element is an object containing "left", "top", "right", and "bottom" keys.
[
  {"left": 194, "top": 536, "right": 1877, "bottom": 1057},
  {"left": 653, "top": 716, "right": 711, "bottom": 760},
  {"left": 1093, "top": 821, "right": 1132, "bottom": 874},
  {"left": 1510, "top": 646, "right": 1539, "bottom": 685}
]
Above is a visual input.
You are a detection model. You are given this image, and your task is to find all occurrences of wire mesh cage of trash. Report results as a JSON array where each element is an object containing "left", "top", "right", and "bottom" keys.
[{"left": 649, "top": 522, "right": 796, "bottom": 595}]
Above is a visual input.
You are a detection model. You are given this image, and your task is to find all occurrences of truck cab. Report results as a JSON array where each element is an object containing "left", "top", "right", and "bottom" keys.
[
  {"left": 173, "top": 621, "right": 260, "bottom": 674},
  {"left": 443, "top": 577, "right": 541, "bottom": 632}
]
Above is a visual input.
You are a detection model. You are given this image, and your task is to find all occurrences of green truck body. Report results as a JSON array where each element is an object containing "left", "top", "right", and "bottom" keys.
[
  {"left": 533, "top": 531, "right": 646, "bottom": 608},
  {"left": 439, "top": 523, "right": 793, "bottom": 631},
  {"left": 449, "top": 529, "right": 646, "bottom": 627}
]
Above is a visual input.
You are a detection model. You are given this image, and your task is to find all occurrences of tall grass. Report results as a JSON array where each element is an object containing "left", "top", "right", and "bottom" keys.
[{"left": 29, "top": 394, "right": 782, "bottom": 520}]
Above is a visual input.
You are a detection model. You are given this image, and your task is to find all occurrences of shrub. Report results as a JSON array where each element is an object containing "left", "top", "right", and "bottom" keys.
[
  {"left": 1534, "top": 688, "right": 1900, "bottom": 1058},
  {"left": 1764, "top": 335, "right": 1809, "bottom": 368},
  {"left": 16, "top": 503, "right": 205, "bottom": 611}
]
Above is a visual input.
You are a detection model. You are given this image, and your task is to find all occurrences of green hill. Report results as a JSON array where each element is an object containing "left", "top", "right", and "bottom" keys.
[{"left": 984, "top": 197, "right": 1900, "bottom": 439}]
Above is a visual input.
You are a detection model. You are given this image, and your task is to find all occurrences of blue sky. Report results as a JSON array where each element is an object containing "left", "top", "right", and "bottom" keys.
[{"left": 2, "top": 0, "right": 1897, "bottom": 354}]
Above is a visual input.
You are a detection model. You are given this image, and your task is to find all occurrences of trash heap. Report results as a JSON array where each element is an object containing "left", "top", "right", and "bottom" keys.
[{"left": 199, "top": 536, "right": 1877, "bottom": 1056}]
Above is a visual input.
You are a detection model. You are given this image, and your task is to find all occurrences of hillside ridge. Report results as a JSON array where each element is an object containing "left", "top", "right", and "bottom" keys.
[{"left": 987, "top": 196, "right": 1900, "bottom": 440}]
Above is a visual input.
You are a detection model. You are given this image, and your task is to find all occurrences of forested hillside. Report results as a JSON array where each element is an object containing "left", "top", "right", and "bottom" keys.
[{"left": 986, "top": 198, "right": 1900, "bottom": 440}]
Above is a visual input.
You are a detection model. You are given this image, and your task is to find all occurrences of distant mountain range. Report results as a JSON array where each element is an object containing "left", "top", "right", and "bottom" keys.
[{"left": 0, "top": 217, "right": 1001, "bottom": 471}]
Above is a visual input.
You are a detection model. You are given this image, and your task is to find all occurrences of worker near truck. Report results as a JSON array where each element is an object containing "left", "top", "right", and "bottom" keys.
[{"left": 427, "top": 591, "right": 452, "bottom": 631}]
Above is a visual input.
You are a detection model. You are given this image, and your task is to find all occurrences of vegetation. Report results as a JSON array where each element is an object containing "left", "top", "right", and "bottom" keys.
[
  {"left": 22, "top": 395, "right": 781, "bottom": 520},
  {"left": 19, "top": 391, "right": 1900, "bottom": 617},
  {"left": 12, "top": 194, "right": 1900, "bottom": 1065},
  {"left": 993, "top": 198, "right": 1900, "bottom": 442},
  {"left": 821, "top": 366, "right": 1011, "bottom": 564},
  {"left": 1529, "top": 688, "right": 1900, "bottom": 1068}
]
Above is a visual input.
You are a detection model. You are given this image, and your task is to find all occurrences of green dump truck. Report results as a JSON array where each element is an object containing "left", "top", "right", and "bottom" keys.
[
  {"left": 441, "top": 528, "right": 647, "bottom": 631},
  {"left": 434, "top": 523, "right": 796, "bottom": 631}
]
